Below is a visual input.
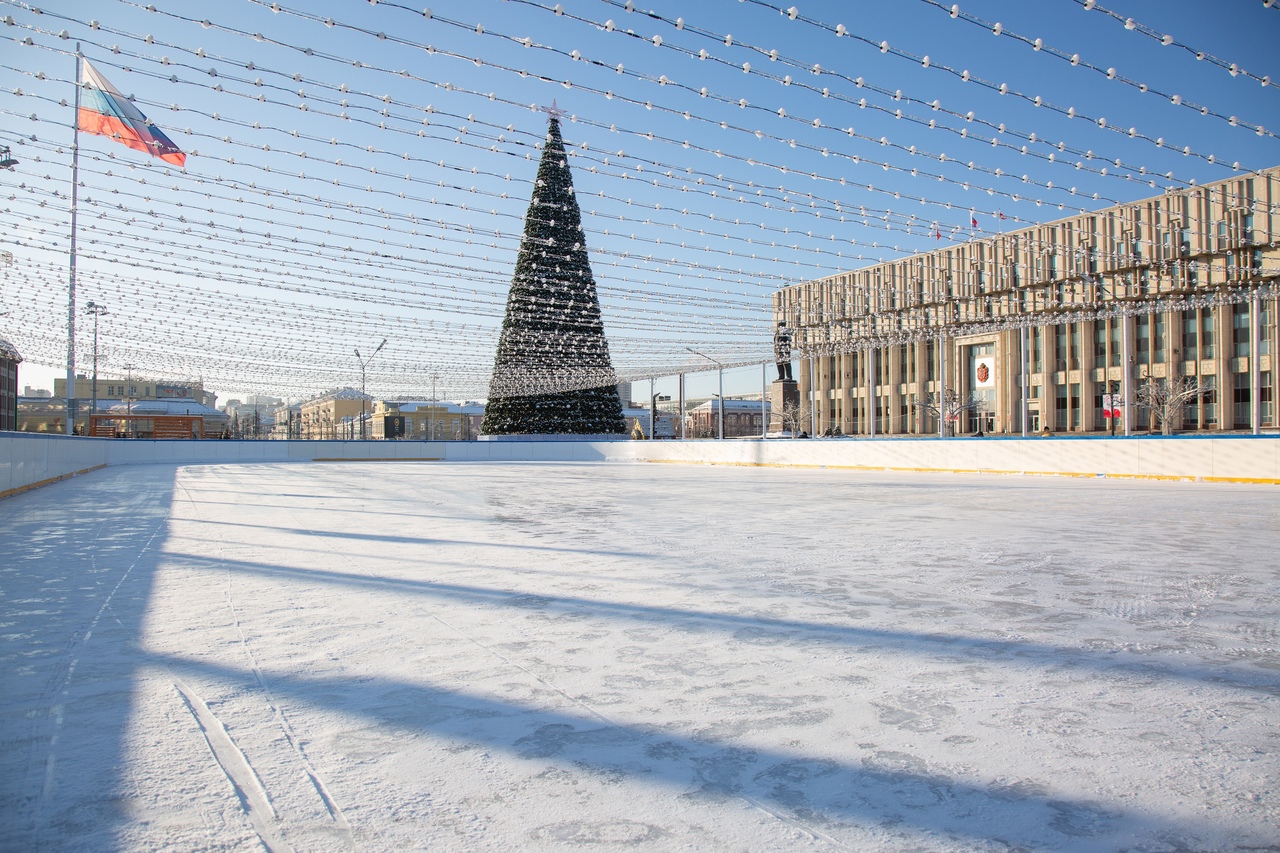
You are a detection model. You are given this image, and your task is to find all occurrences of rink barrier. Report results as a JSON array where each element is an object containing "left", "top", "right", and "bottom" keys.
[
  {"left": 0, "top": 463, "right": 107, "bottom": 501},
  {"left": 1, "top": 431, "right": 1278, "bottom": 497}
]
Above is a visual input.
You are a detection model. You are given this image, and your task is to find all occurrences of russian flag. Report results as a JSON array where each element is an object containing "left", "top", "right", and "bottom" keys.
[{"left": 78, "top": 59, "right": 185, "bottom": 166}]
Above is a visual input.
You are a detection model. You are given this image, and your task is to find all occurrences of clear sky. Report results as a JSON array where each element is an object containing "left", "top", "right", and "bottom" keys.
[{"left": 2, "top": 0, "right": 1277, "bottom": 404}]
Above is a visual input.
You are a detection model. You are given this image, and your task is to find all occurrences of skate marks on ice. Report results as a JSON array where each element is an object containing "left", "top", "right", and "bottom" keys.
[
  {"left": 0, "top": 465, "right": 174, "bottom": 851},
  {"left": 182, "top": 551, "right": 1280, "bottom": 700},
  {"left": 6, "top": 462, "right": 1280, "bottom": 851},
  {"left": 150, "top": 649, "right": 1242, "bottom": 853},
  {"left": 171, "top": 678, "right": 292, "bottom": 853},
  {"left": 166, "top": 475, "right": 359, "bottom": 852},
  {"left": 173, "top": 464, "right": 1279, "bottom": 850}
]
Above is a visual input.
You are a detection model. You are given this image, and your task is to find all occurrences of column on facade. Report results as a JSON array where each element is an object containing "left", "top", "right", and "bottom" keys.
[
  {"left": 1019, "top": 325, "right": 1029, "bottom": 437},
  {"left": 886, "top": 344, "right": 901, "bottom": 435},
  {"left": 799, "top": 356, "right": 811, "bottom": 436},
  {"left": 867, "top": 347, "right": 877, "bottom": 438},
  {"left": 839, "top": 351, "right": 852, "bottom": 435},
  {"left": 1121, "top": 314, "right": 1133, "bottom": 436},
  {"left": 1083, "top": 319, "right": 1099, "bottom": 433},
  {"left": 1215, "top": 302, "right": 1231, "bottom": 432},
  {"left": 1251, "top": 292, "right": 1262, "bottom": 435}
]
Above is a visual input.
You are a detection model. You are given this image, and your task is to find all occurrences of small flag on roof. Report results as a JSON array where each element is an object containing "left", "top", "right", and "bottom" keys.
[{"left": 77, "top": 58, "right": 186, "bottom": 166}]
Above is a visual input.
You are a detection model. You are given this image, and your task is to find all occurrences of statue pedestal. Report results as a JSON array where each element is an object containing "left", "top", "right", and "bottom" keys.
[{"left": 768, "top": 379, "right": 799, "bottom": 434}]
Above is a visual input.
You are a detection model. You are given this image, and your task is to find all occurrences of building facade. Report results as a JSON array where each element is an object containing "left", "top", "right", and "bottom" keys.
[
  {"left": 297, "top": 389, "right": 371, "bottom": 440},
  {"left": 685, "top": 399, "right": 770, "bottom": 439},
  {"left": 371, "top": 400, "right": 460, "bottom": 440},
  {"left": 0, "top": 337, "right": 20, "bottom": 431},
  {"left": 53, "top": 376, "right": 216, "bottom": 411},
  {"left": 775, "top": 169, "right": 1280, "bottom": 436}
]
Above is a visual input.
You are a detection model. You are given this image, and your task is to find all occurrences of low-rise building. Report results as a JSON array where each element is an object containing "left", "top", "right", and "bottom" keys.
[
  {"left": 270, "top": 402, "right": 301, "bottom": 439},
  {"left": 54, "top": 375, "right": 214, "bottom": 413},
  {"left": 298, "top": 389, "right": 370, "bottom": 439},
  {"left": 370, "top": 400, "right": 487, "bottom": 440},
  {"left": 685, "top": 399, "right": 770, "bottom": 439},
  {"left": 23, "top": 375, "right": 225, "bottom": 435}
]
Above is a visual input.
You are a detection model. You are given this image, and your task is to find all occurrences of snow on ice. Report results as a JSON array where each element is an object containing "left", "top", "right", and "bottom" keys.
[{"left": 1, "top": 461, "right": 1278, "bottom": 851}]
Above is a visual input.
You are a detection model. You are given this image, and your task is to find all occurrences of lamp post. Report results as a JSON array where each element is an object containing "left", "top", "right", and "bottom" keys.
[
  {"left": 430, "top": 371, "right": 439, "bottom": 441},
  {"left": 355, "top": 338, "right": 387, "bottom": 440},
  {"left": 686, "top": 347, "right": 723, "bottom": 440},
  {"left": 650, "top": 392, "right": 670, "bottom": 440},
  {"left": 123, "top": 363, "right": 133, "bottom": 438},
  {"left": 84, "top": 300, "right": 107, "bottom": 429}
]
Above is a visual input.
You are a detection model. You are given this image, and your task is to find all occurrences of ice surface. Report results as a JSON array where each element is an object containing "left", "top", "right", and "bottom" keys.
[{"left": 1, "top": 461, "right": 1278, "bottom": 852}]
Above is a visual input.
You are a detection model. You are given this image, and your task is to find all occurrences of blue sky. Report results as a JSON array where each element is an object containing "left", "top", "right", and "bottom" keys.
[{"left": 1, "top": 0, "right": 1277, "bottom": 403}]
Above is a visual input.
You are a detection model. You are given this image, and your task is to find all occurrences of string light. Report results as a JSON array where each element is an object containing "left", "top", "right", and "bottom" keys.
[
  {"left": 915, "top": 0, "right": 1274, "bottom": 137},
  {"left": 0, "top": 0, "right": 1271, "bottom": 399},
  {"left": 1073, "top": 0, "right": 1279, "bottom": 93},
  {"left": 735, "top": 0, "right": 1262, "bottom": 163}
]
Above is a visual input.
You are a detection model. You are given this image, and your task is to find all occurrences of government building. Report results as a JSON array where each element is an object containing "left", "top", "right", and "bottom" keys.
[{"left": 774, "top": 168, "right": 1279, "bottom": 436}]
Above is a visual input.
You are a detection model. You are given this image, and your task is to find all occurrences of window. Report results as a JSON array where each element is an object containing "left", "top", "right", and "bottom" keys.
[
  {"left": 1234, "top": 303, "right": 1251, "bottom": 357},
  {"left": 1055, "top": 325, "right": 1067, "bottom": 371},
  {"left": 1262, "top": 372, "right": 1274, "bottom": 427},
  {"left": 1154, "top": 314, "right": 1167, "bottom": 364},
  {"left": 1262, "top": 301, "right": 1273, "bottom": 357},
  {"left": 1094, "top": 323, "right": 1107, "bottom": 364},
  {"left": 1183, "top": 382, "right": 1201, "bottom": 429},
  {"left": 1070, "top": 383, "right": 1081, "bottom": 429},
  {"left": 1234, "top": 372, "right": 1252, "bottom": 428},
  {"left": 1202, "top": 312, "right": 1216, "bottom": 358},
  {"left": 1109, "top": 320, "right": 1121, "bottom": 367},
  {"left": 1068, "top": 323, "right": 1080, "bottom": 370},
  {"left": 1183, "top": 312, "right": 1198, "bottom": 361},
  {"left": 1136, "top": 314, "right": 1151, "bottom": 365}
]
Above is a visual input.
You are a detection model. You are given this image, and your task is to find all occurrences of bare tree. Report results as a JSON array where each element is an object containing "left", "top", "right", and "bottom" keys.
[
  {"left": 777, "top": 400, "right": 811, "bottom": 436},
  {"left": 912, "top": 389, "right": 982, "bottom": 437},
  {"left": 1135, "top": 371, "right": 1207, "bottom": 435}
]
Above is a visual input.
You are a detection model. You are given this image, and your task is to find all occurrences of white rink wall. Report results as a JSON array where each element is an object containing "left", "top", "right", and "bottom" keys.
[{"left": 3, "top": 431, "right": 1278, "bottom": 498}]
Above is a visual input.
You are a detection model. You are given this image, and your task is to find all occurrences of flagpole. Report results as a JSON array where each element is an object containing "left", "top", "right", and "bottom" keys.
[{"left": 65, "top": 43, "right": 82, "bottom": 435}]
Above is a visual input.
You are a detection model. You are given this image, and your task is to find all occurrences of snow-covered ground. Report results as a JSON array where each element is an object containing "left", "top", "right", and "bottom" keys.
[{"left": 2, "top": 461, "right": 1278, "bottom": 852}]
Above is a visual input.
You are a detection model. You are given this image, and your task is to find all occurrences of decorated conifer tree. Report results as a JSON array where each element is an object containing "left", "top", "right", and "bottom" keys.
[{"left": 481, "top": 110, "right": 626, "bottom": 435}]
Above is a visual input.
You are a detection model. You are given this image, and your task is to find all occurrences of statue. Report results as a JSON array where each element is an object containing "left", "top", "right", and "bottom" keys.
[{"left": 773, "top": 322, "right": 794, "bottom": 382}]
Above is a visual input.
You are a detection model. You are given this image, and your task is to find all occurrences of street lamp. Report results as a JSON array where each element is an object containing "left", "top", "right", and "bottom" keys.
[
  {"left": 84, "top": 300, "right": 108, "bottom": 427},
  {"left": 686, "top": 347, "right": 723, "bottom": 440},
  {"left": 430, "top": 371, "right": 440, "bottom": 441},
  {"left": 354, "top": 338, "right": 386, "bottom": 440}
]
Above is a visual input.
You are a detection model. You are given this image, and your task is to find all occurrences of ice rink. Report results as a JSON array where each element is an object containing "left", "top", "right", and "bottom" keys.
[{"left": 2, "top": 461, "right": 1278, "bottom": 851}]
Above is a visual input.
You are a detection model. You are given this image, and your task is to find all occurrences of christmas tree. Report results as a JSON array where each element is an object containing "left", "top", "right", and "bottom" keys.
[{"left": 481, "top": 109, "right": 626, "bottom": 436}]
